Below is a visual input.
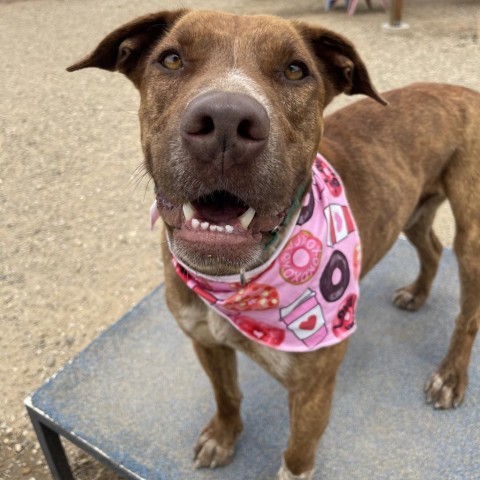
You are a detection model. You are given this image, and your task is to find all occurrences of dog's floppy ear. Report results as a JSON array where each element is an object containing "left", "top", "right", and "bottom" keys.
[
  {"left": 296, "top": 23, "right": 387, "bottom": 106},
  {"left": 66, "top": 10, "right": 187, "bottom": 85}
]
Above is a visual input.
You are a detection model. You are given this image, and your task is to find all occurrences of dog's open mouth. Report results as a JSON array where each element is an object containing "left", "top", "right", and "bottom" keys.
[
  {"left": 153, "top": 189, "right": 288, "bottom": 258},
  {"left": 184, "top": 190, "right": 257, "bottom": 236}
]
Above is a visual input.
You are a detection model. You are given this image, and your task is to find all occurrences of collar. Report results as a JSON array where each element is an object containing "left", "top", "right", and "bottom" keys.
[{"left": 152, "top": 153, "right": 361, "bottom": 352}]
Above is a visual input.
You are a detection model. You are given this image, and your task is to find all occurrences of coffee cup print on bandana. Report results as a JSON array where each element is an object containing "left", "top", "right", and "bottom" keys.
[
  {"left": 279, "top": 230, "right": 322, "bottom": 285},
  {"left": 324, "top": 204, "right": 355, "bottom": 247},
  {"left": 279, "top": 289, "right": 328, "bottom": 348}
]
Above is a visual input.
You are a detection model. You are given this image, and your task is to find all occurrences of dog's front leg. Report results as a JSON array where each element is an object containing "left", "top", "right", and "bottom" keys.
[
  {"left": 192, "top": 340, "right": 244, "bottom": 469},
  {"left": 278, "top": 342, "right": 348, "bottom": 480}
]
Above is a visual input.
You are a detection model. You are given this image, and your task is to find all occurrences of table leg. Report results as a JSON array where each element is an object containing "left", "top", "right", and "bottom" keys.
[{"left": 27, "top": 407, "right": 75, "bottom": 480}]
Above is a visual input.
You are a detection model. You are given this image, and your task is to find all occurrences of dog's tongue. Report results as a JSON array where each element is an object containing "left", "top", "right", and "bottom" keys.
[{"left": 192, "top": 200, "right": 247, "bottom": 224}]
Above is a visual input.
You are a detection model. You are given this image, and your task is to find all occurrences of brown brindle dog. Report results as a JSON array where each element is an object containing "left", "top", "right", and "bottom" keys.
[{"left": 68, "top": 9, "right": 480, "bottom": 479}]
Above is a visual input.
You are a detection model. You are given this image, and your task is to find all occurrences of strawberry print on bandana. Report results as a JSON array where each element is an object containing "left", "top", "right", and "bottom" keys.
[
  {"left": 234, "top": 316, "right": 285, "bottom": 347},
  {"left": 154, "top": 153, "right": 361, "bottom": 352},
  {"left": 224, "top": 284, "right": 279, "bottom": 311}
]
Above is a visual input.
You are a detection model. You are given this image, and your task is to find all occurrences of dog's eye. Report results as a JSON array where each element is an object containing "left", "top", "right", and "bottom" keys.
[
  {"left": 160, "top": 52, "right": 183, "bottom": 71},
  {"left": 284, "top": 62, "right": 308, "bottom": 81}
]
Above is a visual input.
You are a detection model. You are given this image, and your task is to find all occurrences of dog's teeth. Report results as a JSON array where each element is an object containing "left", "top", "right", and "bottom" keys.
[
  {"left": 200, "top": 221, "right": 209, "bottom": 230},
  {"left": 238, "top": 207, "right": 256, "bottom": 229},
  {"left": 207, "top": 225, "right": 225, "bottom": 232},
  {"left": 182, "top": 202, "right": 196, "bottom": 221},
  {"left": 225, "top": 225, "right": 234, "bottom": 233},
  {"left": 191, "top": 218, "right": 200, "bottom": 229}
]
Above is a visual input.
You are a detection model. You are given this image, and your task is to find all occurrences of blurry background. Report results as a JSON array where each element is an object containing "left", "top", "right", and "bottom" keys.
[{"left": 1, "top": 0, "right": 479, "bottom": 478}]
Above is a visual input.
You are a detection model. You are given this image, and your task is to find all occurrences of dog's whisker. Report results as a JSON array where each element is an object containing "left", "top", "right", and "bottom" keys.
[
  {"left": 130, "top": 174, "right": 148, "bottom": 192},
  {"left": 115, "top": 108, "right": 138, "bottom": 117},
  {"left": 142, "top": 177, "right": 153, "bottom": 200},
  {"left": 130, "top": 163, "right": 152, "bottom": 193}
]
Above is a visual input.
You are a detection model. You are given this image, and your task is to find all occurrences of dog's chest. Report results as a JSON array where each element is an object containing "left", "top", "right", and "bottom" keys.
[{"left": 176, "top": 305, "right": 292, "bottom": 382}]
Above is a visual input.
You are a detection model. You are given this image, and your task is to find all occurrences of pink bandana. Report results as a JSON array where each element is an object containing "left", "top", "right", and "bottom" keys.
[{"left": 151, "top": 154, "right": 361, "bottom": 352}]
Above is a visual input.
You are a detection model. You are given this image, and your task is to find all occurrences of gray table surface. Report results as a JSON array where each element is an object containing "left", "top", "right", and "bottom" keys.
[{"left": 28, "top": 239, "right": 480, "bottom": 479}]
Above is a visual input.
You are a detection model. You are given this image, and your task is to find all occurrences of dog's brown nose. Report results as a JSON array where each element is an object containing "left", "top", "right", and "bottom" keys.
[{"left": 180, "top": 91, "right": 270, "bottom": 166}]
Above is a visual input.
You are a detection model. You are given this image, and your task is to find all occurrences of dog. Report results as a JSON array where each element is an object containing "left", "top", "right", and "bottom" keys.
[{"left": 67, "top": 9, "right": 480, "bottom": 479}]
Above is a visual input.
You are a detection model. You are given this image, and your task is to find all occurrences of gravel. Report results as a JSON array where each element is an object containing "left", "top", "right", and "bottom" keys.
[{"left": 1, "top": 0, "right": 479, "bottom": 478}]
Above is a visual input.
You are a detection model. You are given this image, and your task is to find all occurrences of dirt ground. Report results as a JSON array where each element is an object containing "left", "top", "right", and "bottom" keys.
[{"left": 1, "top": 0, "right": 479, "bottom": 479}]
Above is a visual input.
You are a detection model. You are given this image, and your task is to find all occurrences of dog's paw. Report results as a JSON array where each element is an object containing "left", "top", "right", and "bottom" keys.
[
  {"left": 424, "top": 369, "right": 467, "bottom": 409},
  {"left": 392, "top": 286, "right": 427, "bottom": 311},
  {"left": 193, "top": 416, "right": 242, "bottom": 469},
  {"left": 277, "top": 458, "right": 314, "bottom": 480},
  {"left": 194, "top": 433, "right": 234, "bottom": 469}
]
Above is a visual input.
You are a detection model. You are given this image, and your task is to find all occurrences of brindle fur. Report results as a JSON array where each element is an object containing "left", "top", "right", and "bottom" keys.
[{"left": 68, "top": 10, "right": 480, "bottom": 479}]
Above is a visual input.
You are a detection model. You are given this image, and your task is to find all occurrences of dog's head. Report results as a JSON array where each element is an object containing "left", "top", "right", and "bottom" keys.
[{"left": 68, "top": 10, "right": 384, "bottom": 275}]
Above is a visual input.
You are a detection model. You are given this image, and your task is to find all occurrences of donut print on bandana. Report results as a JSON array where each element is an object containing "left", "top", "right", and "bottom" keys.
[
  {"left": 279, "top": 230, "right": 322, "bottom": 285},
  {"left": 297, "top": 187, "right": 315, "bottom": 226},
  {"left": 320, "top": 250, "right": 350, "bottom": 302},
  {"left": 164, "top": 153, "right": 361, "bottom": 353}
]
